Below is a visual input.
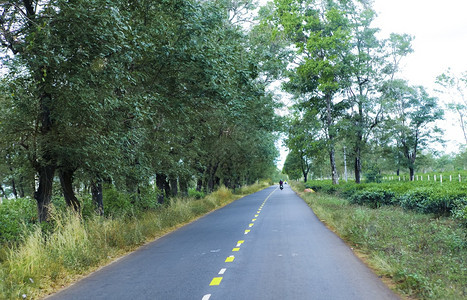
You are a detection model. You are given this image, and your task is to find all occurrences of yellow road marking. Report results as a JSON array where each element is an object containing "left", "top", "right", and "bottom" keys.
[
  {"left": 210, "top": 277, "right": 223, "bottom": 286},
  {"left": 225, "top": 255, "right": 235, "bottom": 262},
  {"left": 252, "top": 218, "right": 256, "bottom": 222},
  {"left": 237, "top": 240, "right": 244, "bottom": 244},
  {"left": 244, "top": 229, "right": 250, "bottom": 234},
  {"left": 249, "top": 223, "right": 254, "bottom": 228},
  {"left": 232, "top": 247, "right": 240, "bottom": 251},
  {"left": 255, "top": 214, "right": 259, "bottom": 217}
]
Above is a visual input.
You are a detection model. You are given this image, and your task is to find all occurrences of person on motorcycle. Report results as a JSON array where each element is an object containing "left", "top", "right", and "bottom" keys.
[{"left": 279, "top": 180, "right": 283, "bottom": 190}]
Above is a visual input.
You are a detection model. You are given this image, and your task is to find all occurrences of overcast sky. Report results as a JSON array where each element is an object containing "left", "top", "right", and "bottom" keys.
[
  {"left": 372, "top": 0, "right": 467, "bottom": 150},
  {"left": 372, "top": 0, "right": 467, "bottom": 88}
]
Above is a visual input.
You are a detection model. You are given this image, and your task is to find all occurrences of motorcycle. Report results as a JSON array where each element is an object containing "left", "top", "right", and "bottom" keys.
[{"left": 280, "top": 184, "right": 283, "bottom": 190}]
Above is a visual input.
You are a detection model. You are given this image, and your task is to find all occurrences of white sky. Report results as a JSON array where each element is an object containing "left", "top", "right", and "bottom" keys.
[{"left": 372, "top": 0, "right": 467, "bottom": 152}]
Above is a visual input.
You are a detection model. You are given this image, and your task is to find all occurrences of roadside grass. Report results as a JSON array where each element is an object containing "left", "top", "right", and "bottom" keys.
[
  {"left": 291, "top": 181, "right": 466, "bottom": 299},
  {"left": 0, "top": 182, "right": 270, "bottom": 299}
]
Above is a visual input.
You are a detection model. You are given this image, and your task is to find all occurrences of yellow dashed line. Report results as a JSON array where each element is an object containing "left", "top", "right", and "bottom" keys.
[
  {"left": 252, "top": 218, "right": 256, "bottom": 222},
  {"left": 249, "top": 223, "right": 254, "bottom": 228},
  {"left": 255, "top": 214, "right": 259, "bottom": 217},
  {"left": 232, "top": 247, "right": 240, "bottom": 251},
  {"left": 210, "top": 277, "right": 223, "bottom": 286},
  {"left": 225, "top": 255, "right": 235, "bottom": 262},
  {"left": 244, "top": 229, "right": 250, "bottom": 234},
  {"left": 237, "top": 240, "right": 244, "bottom": 245}
]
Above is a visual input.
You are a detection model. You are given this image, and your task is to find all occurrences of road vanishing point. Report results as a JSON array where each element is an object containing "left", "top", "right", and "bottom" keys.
[{"left": 47, "top": 185, "right": 399, "bottom": 300}]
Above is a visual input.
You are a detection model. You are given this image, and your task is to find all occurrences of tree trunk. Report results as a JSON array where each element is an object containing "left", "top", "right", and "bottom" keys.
[
  {"left": 409, "top": 167, "right": 414, "bottom": 181},
  {"left": 156, "top": 174, "right": 169, "bottom": 203},
  {"left": 179, "top": 176, "right": 188, "bottom": 196},
  {"left": 207, "top": 163, "right": 219, "bottom": 192},
  {"left": 302, "top": 170, "right": 308, "bottom": 183},
  {"left": 325, "top": 93, "right": 339, "bottom": 185},
  {"left": 34, "top": 165, "right": 56, "bottom": 223},
  {"left": 329, "top": 148, "right": 339, "bottom": 185},
  {"left": 91, "top": 180, "right": 104, "bottom": 216},
  {"left": 354, "top": 150, "right": 362, "bottom": 184},
  {"left": 0, "top": 185, "right": 7, "bottom": 199},
  {"left": 169, "top": 177, "right": 178, "bottom": 197},
  {"left": 59, "top": 169, "right": 81, "bottom": 212},
  {"left": 196, "top": 178, "right": 203, "bottom": 192}
]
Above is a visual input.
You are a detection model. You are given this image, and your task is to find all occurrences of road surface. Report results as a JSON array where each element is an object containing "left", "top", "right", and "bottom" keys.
[{"left": 47, "top": 185, "right": 399, "bottom": 300}]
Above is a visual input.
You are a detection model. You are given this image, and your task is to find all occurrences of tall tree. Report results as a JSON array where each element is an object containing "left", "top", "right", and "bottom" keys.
[
  {"left": 436, "top": 68, "right": 467, "bottom": 144},
  {"left": 0, "top": 0, "right": 135, "bottom": 221},
  {"left": 273, "top": 0, "right": 354, "bottom": 184},
  {"left": 343, "top": 2, "right": 413, "bottom": 183},
  {"left": 382, "top": 80, "right": 444, "bottom": 179}
]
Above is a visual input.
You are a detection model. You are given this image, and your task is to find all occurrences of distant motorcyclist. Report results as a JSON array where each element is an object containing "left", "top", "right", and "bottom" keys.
[{"left": 279, "top": 180, "right": 284, "bottom": 190}]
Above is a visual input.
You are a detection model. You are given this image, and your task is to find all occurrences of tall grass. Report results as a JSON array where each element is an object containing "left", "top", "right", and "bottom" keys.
[
  {"left": 292, "top": 182, "right": 466, "bottom": 299},
  {"left": 0, "top": 183, "right": 269, "bottom": 299}
]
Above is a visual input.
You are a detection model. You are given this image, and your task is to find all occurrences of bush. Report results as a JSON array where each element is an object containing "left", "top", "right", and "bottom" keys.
[
  {"left": 188, "top": 188, "right": 205, "bottom": 199},
  {"left": 349, "top": 189, "right": 395, "bottom": 209},
  {"left": 399, "top": 187, "right": 464, "bottom": 216},
  {"left": 103, "top": 187, "right": 133, "bottom": 217},
  {"left": 0, "top": 198, "right": 36, "bottom": 244},
  {"left": 364, "top": 169, "right": 383, "bottom": 183},
  {"left": 452, "top": 198, "right": 467, "bottom": 227}
]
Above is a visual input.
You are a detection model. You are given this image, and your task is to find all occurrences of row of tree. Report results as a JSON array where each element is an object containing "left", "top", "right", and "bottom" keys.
[
  {"left": 0, "top": 0, "right": 283, "bottom": 222},
  {"left": 269, "top": 0, "right": 446, "bottom": 183}
]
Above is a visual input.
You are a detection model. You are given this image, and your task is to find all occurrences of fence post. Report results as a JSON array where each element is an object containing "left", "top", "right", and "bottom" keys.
[
  {"left": 421, "top": 175, "right": 423, "bottom": 181},
  {"left": 434, "top": 174, "right": 437, "bottom": 182},
  {"left": 440, "top": 174, "right": 443, "bottom": 183},
  {"left": 450, "top": 175, "right": 452, "bottom": 182},
  {"left": 428, "top": 174, "right": 430, "bottom": 181},
  {"left": 460, "top": 174, "right": 462, "bottom": 182},
  {"left": 416, "top": 175, "right": 419, "bottom": 181},
  {"left": 398, "top": 176, "right": 401, "bottom": 181}
]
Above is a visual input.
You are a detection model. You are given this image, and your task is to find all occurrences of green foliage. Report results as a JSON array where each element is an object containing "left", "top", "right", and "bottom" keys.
[
  {"left": 399, "top": 187, "right": 466, "bottom": 216},
  {"left": 452, "top": 199, "right": 467, "bottom": 227},
  {"left": 305, "top": 179, "right": 467, "bottom": 217},
  {"left": 188, "top": 189, "right": 205, "bottom": 200},
  {"left": 102, "top": 187, "right": 133, "bottom": 217},
  {"left": 0, "top": 198, "right": 36, "bottom": 244},
  {"left": 349, "top": 189, "right": 396, "bottom": 208},
  {"left": 364, "top": 169, "right": 383, "bottom": 183}
]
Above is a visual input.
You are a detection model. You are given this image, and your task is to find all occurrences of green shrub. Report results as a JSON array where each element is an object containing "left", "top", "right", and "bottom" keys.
[
  {"left": 452, "top": 198, "right": 467, "bottom": 227},
  {"left": 135, "top": 186, "right": 160, "bottom": 211},
  {"left": 364, "top": 169, "right": 383, "bottom": 183},
  {"left": 349, "top": 189, "right": 396, "bottom": 208},
  {"left": 103, "top": 187, "right": 133, "bottom": 217},
  {"left": 399, "top": 187, "right": 465, "bottom": 216},
  {"left": 0, "top": 198, "right": 36, "bottom": 243},
  {"left": 188, "top": 188, "right": 205, "bottom": 199}
]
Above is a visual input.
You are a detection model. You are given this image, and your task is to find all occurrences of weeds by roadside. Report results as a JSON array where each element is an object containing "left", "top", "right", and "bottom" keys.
[
  {"left": 291, "top": 181, "right": 466, "bottom": 299},
  {"left": 0, "top": 182, "right": 270, "bottom": 299}
]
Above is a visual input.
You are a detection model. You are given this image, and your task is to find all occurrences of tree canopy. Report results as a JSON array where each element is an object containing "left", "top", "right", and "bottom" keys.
[{"left": 0, "top": 0, "right": 281, "bottom": 221}]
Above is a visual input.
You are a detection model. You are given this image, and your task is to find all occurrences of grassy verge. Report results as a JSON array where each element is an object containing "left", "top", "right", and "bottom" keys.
[
  {"left": 0, "top": 182, "right": 270, "bottom": 299},
  {"left": 291, "top": 181, "right": 466, "bottom": 299}
]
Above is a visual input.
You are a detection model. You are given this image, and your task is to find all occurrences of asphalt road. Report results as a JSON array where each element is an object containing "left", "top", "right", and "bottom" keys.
[{"left": 47, "top": 185, "right": 399, "bottom": 300}]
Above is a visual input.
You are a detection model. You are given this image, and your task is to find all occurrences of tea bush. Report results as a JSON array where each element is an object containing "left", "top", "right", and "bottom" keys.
[
  {"left": 452, "top": 198, "right": 467, "bottom": 226},
  {"left": 349, "top": 189, "right": 396, "bottom": 208},
  {"left": 305, "top": 180, "right": 467, "bottom": 217}
]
